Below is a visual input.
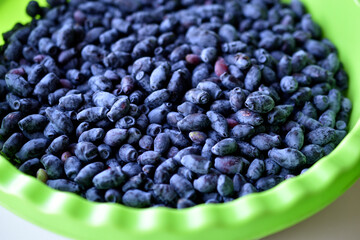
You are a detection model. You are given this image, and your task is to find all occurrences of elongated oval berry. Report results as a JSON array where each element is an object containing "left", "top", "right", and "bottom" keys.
[
  {"left": 103, "top": 129, "right": 128, "bottom": 147},
  {"left": 137, "top": 151, "right": 161, "bottom": 165},
  {"left": 313, "top": 95, "right": 329, "bottom": 111},
  {"left": 295, "top": 112, "right": 322, "bottom": 131},
  {"left": 146, "top": 123, "right": 162, "bottom": 137},
  {"left": 280, "top": 76, "right": 298, "bottom": 93},
  {"left": 206, "top": 111, "right": 229, "bottom": 138},
  {"left": 45, "top": 108, "right": 74, "bottom": 134},
  {"left": 107, "top": 96, "right": 130, "bottom": 122},
  {"left": 58, "top": 94, "right": 83, "bottom": 111},
  {"left": 189, "top": 131, "right": 207, "bottom": 144},
  {"left": 244, "top": 65, "right": 261, "bottom": 92},
  {"left": 98, "top": 144, "right": 111, "bottom": 160},
  {"left": 306, "top": 127, "right": 336, "bottom": 145},
  {"left": 122, "top": 189, "right": 152, "bottom": 208},
  {"left": 2, "top": 133, "right": 25, "bottom": 157},
  {"left": 302, "top": 65, "right": 328, "bottom": 83},
  {"left": 46, "top": 135, "right": 69, "bottom": 154},
  {"left": 170, "top": 174, "right": 195, "bottom": 199},
  {"left": 328, "top": 89, "right": 342, "bottom": 114},
  {"left": 217, "top": 174, "right": 233, "bottom": 197},
  {"left": 92, "top": 91, "right": 117, "bottom": 109},
  {"left": 77, "top": 107, "right": 108, "bottom": 123},
  {"left": 177, "top": 198, "right": 195, "bottom": 209},
  {"left": 186, "top": 54, "right": 201, "bottom": 65},
  {"left": 144, "top": 89, "right": 170, "bottom": 109},
  {"left": 265, "top": 158, "right": 281, "bottom": 176},
  {"left": 47, "top": 179, "right": 80, "bottom": 193},
  {"left": 64, "top": 156, "right": 82, "bottom": 180},
  {"left": 18, "top": 158, "right": 41, "bottom": 176},
  {"left": 105, "top": 189, "right": 122, "bottom": 203},
  {"left": 173, "top": 146, "right": 200, "bottom": 163},
  {"left": 245, "top": 94, "right": 275, "bottom": 113},
  {"left": 5, "top": 73, "right": 33, "bottom": 97},
  {"left": 122, "top": 173, "right": 146, "bottom": 192},
  {"left": 214, "top": 156, "right": 244, "bottom": 174},
  {"left": 74, "top": 162, "right": 104, "bottom": 187},
  {"left": 302, "top": 102, "right": 317, "bottom": 119},
  {"left": 285, "top": 127, "right": 304, "bottom": 150},
  {"left": 184, "top": 89, "right": 211, "bottom": 105},
  {"left": 211, "top": 138, "right": 238, "bottom": 156},
  {"left": 251, "top": 133, "right": 281, "bottom": 151},
  {"left": 152, "top": 184, "right": 178, "bottom": 205},
  {"left": 115, "top": 116, "right": 136, "bottom": 129},
  {"left": 34, "top": 73, "right": 60, "bottom": 100},
  {"left": 119, "top": 144, "right": 138, "bottom": 162},
  {"left": 154, "top": 159, "right": 177, "bottom": 184},
  {"left": 301, "top": 144, "right": 324, "bottom": 164},
  {"left": 165, "top": 129, "right": 191, "bottom": 148},
  {"left": 231, "top": 124, "right": 255, "bottom": 140},
  {"left": 153, "top": 133, "right": 170, "bottom": 154},
  {"left": 235, "top": 109, "right": 263, "bottom": 126},
  {"left": 220, "top": 72, "right": 243, "bottom": 90},
  {"left": 177, "top": 113, "right": 210, "bottom": 132},
  {"left": 36, "top": 168, "right": 48, "bottom": 183},
  {"left": 93, "top": 167, "right": 126, "bottom": 190},
  {"left": 255, "top": 176, "right": 284, "bottom": 191},
  {"left": 197, "top": 81, "right": 222, "bottom": 100},
  {"left": 85, "top": 187, "right": 104, "bottom": 202},
  {"left": 201, "top": 138, "right": 215, "bottom": 160},
  {"left": 237, "top": 141, "right": 260, "bottom": 158},
  {"left": 194, "top": 174, "right": 218, "bottom": 193},
  {"left": 74, "top": 142, "right": 98, "bottom": 162},
  {"left": 229, "top": 87, "right": 246, "bottom": 112},
  {"left": 40, "top": 154, "right": 64, "bottom": 179},
  {"left": 180, "top": 154, "right": 211, "bottom": 174},
  {"left": 221, "top": 41, "right": 246, "bottom": 54},
  {"left": 78, "top": 128, "right": 105, "bottom": 143},
  {"left": 201, "top": 47, "right": 217, "bottom": 63},
  {"left": 214, "top": 57, "right": 228, "bottom": 77},
  {"left": 15, "top": 138, "right": 49, "bottom": 162},
  {"left": 227, "top": 118, "right": 239, "bottom": 129},
  {"left": 150, "top": 64, "right": 170, "bottom": 91},
  {"left": 268, "top": 148, "right": 306, "bottom": 170},
  {"left": 240, "top": 183, "right": 258, "bottom": 197},
  {"left": 246, "top": 159, "right": 265, "bottom": 181},
  {"left": 177, "top": 101, "right": 203, "bottom": 116},
  {"left": 127, "top": 128, "right": 142, "bottom": 145}
]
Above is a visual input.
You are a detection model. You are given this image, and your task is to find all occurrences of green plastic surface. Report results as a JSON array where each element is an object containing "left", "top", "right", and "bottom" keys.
[{"left": 1, "top": 0, "right": 360, "bottom": 239}]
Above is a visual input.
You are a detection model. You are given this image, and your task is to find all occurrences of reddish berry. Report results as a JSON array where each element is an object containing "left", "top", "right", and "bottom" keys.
[
  {"left": 186, "top": 54, "right": 201, "bottom": 65},
  {"left": 215, "top": 57, "right": 228, "bottom": 77},
  {"left": 9, "top": 67, "right": 26, "bottom": 77},
  {"left": 74, "top": 10, "right": 86, "bottom": 25},
  {"left": 59, "top": 79, "right": 73, "bottom": 89},
  {"left": 61, "top": 151, "right": 72, "bottom": 163},
  {"left": 33, "top": 54, "right": 46, "bottom": 63},
  {"left": 227, "top": 118, "right": 239, "bottom": 128}
]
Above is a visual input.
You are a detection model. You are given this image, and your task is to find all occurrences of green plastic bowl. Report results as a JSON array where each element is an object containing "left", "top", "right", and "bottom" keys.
[{"left": 1, "top": 0, "right": 360, "bottom": 239}]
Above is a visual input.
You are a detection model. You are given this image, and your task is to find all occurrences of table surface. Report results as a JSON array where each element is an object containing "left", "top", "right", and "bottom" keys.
[{"left": 1, "top": 180, "right": 360, "bottom": 240}]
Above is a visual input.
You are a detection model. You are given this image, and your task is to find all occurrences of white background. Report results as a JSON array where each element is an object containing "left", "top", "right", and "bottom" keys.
[{"left": 1, "top": 180, "right": 360, "bottom": 240}]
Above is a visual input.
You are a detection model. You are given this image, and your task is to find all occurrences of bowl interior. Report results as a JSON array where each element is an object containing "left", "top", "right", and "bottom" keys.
[{"left": 0, "top": 0, "right": 360, "bottom": 240}]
